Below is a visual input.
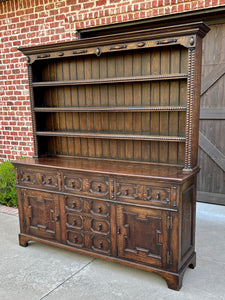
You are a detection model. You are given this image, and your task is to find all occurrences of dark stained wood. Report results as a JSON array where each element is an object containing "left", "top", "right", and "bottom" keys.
[{"left": 14, "top": 23, "right": 209, "bottom": 291}]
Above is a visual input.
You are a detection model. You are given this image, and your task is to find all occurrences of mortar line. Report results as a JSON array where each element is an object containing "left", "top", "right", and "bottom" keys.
[{"left": 40, "top": 258, "right": 96, "bottom": 300}]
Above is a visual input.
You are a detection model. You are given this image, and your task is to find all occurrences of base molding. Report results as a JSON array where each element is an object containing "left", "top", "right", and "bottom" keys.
[{"left": 19, "top": 233, "right": 196, "bottom": 291}]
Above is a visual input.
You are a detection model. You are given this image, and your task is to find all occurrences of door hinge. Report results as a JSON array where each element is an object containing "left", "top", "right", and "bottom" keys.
[
  {"left": 167, "top": 215, "right": 173, "bottom": 230},
  {"left": 167, "top": 250, "right": 173, "bottom": 265}
]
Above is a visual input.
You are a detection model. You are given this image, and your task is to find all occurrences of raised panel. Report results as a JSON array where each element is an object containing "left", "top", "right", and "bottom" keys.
[
  {"left": 66, "top": 213, "right": 83, "bottom": 230},
  {"left": 117, "top": 205, "right": 170, "bottom": 267},
  {"left": 22, "top": 189, "right": 60, "bottom": 241},
  {"left": 91, "top": 235, "right": 111, "bottom": 255},
  {"left": 66, "top": 231, "right": 84, "bottom": 248},
  {"left": 18, "top": 167, "right": 59, "bottom": 192},
  {"left": 116, "top": 180, "right": 175, "bottom": 207},
  {"left": 63, "top": 172, "right": 110, "bottom": 199},
  {"left": 65, "top": 196, "right": 83, "bottom": 212}
]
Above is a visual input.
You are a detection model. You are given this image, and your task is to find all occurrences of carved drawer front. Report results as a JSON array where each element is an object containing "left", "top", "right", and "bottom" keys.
[
  {"left": 91, "top": 219, "right": 110, "bottom": 235},
  {"left": 65, "top": 196, "right": 83, "bottom": 212},
  {"left": 63, "top": 172, "right": 110, "bottom": 199},
  {"left": 89, "top": 200, "right": 110, "bottom": 217},
  {"left": 91, "top": 235, "right": 111, "bottom": 255},
  {"left": 19, "top": 169, "right": 36, "bottom": 185},
  {"left": 66, "top": 213, "right": 83, "bottom": 230},
  {"left": 17, "top": 167, "right": 60, "bottom": 191},
  {"left": 67, "top": 230, "right": 84, "bottom": 248},
  {"left": 116, "top": 180, "right": 176, "bottom": 207}
]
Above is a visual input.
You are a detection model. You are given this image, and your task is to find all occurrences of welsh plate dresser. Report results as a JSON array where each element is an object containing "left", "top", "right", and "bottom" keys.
[{"left": 13, "top": 22, "right": 209, "bottom": 290}]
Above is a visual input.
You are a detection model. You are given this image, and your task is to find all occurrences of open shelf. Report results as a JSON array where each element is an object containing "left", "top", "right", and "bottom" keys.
[
  {"left": 36, "top": 131, "right": 186, "bottom": 142},
  {"left": 32, "top": 73, "right": 188, "bottom": 87}
]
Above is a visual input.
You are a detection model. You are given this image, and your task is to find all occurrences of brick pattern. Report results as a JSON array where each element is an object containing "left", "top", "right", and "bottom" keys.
[
  {"left": 0, "top": 204, "right": 18, "bottom": 216},
  {"left": 0, "top": 0, "right": 224, "bottom": 162}
]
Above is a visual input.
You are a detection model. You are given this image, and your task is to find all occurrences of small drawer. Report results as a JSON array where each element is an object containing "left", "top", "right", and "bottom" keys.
[
  {"left": 89, "top": 200, "right": 110, "bottom": 217},
  {"left": 17, "top": 167, "right": 59, "bottom": 191},
  {"left": 63, "top": 171, "right": 110, "bottom": 199},
  {"left": 66, "top": 213, "right": 83, "bottom": 230},
  {"left": 91, "top": 219, "right": 110, "bottom": 235},
  {"left": 116, "top": 179, "right": 177, "bottom": 208},
  {"left": 66, "top": 230, "right": 84, "bottom": 248},
  {"left": 91, "top": 235, "right": 111, "bottom": 255},
  {"left": 65, "top": 196, "right": 83, "bottom": 212}
]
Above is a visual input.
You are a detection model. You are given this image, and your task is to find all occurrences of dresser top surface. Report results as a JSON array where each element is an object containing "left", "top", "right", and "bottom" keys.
[{"left": 13, "top": 157, "right": 199, "bottom": 183}]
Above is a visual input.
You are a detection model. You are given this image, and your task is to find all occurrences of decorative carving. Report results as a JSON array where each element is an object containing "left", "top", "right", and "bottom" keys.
[
  {"left": 184, "top": 48, "right": 196, "bottom": 171},
  {"left": 190, "top": 37, "right": 195, "bottom": 46},
  {"left": 66, "top": 213, "right": 83, "bottom": 229},
  {"left": 156, "top": 39, "right": 177, "bottom": 45},
  {"left": 41, "top": 174, "right": 58, "bottom": 188},
  {"left": 95, "top": 48, "right": 101, "bottom": 56},
  {"left": 20, "top": 170, "right": 36, "bottom": 185},
  {"left": 73, "top": 49, "right": 88, "bottom": 55},
  {"left": 67, "top": 231, "right": 84, "bottom": 248},
  {"left": 91, "top": 236, "right": 111, "bottom": 254},
  {"left": 91, "top": 219, "right": 109, "bottom": 234},
  {"left": 122, "top": 210, "right": 162, "bottom": 259},
  {"left": 110, "top": 44, "right": 127, "bottom": 50},
  {"left": 65, "top": 196, "right": 83, "bottom": 212},
  {"left": 136, "top": 42, "right": 146, "bottom": 47},
  {"left": 37, "top": 53, "right": 50, "bottom": 59},
  {"left": 64, "top": 176, "right": 82, "bottom": 191},
  {"left": 89, "top": 179, "right": 109, "bottom": 198},
  {"left": 90, "top": 201, "right": 110, "bottom": 217}
]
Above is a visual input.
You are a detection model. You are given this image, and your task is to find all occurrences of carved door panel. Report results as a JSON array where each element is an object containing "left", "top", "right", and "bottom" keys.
[
  {"left": 21, "top": 189, "right": 61, "bottom": 241},
  {"left": 116, "top": 205, "right": 172, "bottom": 268}
]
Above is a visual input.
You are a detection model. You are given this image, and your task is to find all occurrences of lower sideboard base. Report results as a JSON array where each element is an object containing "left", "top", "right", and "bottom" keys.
[{"left": 18, "top": 233, "right": 196, "bottom": 291}]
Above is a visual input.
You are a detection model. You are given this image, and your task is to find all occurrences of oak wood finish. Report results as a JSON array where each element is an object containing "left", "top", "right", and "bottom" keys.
[{"left": 13, "top": 22, "right": 209, "bottom": 290}]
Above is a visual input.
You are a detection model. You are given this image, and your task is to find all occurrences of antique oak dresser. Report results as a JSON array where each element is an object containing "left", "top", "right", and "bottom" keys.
[{"left": 13, "top": 22, "right": 209, "bottom": 290}]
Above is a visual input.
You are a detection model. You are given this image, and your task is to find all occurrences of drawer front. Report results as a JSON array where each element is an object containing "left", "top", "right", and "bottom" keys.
[
  {"left": 116, "top": 179, "right": 177, "bottom": 208},
  {"left": 63, "top": 171, "right": 111, "bottom": 199},
  {"left": 63, "top": 195, "right": 112, "bottom": 255},
  {"left": 17, "top": 167, "right": 60, "bottom": 191}
]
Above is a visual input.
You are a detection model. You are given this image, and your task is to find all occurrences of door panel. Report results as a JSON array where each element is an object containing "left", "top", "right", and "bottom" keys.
[
  {"left": 116, "top": 205, "right": 170, "bottom": 268},
  {"left": 21, "top": 189, "right": 61, "bottom": 241}
]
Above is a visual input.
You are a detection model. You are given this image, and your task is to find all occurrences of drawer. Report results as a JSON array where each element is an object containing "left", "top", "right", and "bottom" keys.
[
  {"left": 90, "top": 219, "right": 110, "bottom": 235},
  {"left": 91, "top": 235, "right": 111, "bottom": 255},
  {"left": 66, "top": 230, "right": 84, "bottom": 248},
  {"left": 116, "top": 179, "right": 177, "bottom": 208},
  {"left": 65, "top": 196, "right": 83, "bottom": 212},
  {"left": 63, "top": 171, "right": 111, "bottom": 199},
  {"left": 66, "top": 213, "right": 83, "bottom": 230},
  {"left": 17, "top": 167, "right": 60, "bottom": 191},
  {"left": 89, "top": 199, "right": 110, "bottom": 217}
]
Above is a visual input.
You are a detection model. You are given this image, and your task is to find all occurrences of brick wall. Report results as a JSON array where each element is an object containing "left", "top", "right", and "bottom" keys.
[{"left": 0, "top": 0, "right": 224, "bottom": 162}]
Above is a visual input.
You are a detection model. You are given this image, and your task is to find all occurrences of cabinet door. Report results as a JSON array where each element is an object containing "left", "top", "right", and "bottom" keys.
[
  {"left": 20, "top": 189, "right": 61, "bottom": 241},
  {"left": 116, "top": 205, "right": 172, "bottom": 268}
]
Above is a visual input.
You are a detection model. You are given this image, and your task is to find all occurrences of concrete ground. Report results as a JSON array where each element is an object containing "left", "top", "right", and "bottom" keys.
[{"left": 0, "top": 202, "right": 225, "bottom": 300}]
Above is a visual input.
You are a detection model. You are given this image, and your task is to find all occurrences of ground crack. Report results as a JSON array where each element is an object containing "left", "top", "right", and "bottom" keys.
[{"left": 40, "top": 258, "right": 96, "bottom": 299}]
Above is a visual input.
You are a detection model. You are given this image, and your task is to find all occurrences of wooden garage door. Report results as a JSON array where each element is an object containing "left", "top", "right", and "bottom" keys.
[{"left": 198, "top": 23, "right": 225, "bottom": 205}]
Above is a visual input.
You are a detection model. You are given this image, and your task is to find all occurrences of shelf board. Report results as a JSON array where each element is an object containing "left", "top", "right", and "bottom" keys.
[
  {"left": 36, "top": 131, "right": 186, "bottom": 142},
  {"left": 32, "top": 73, "right": 188, "bottom": 87},
  {"left": 34, "top": 106, "right": 187, "bottom": 113}
]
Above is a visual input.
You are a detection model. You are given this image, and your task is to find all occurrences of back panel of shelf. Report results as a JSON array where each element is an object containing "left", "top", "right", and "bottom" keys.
[{"left": 32, "top": 45, "right": 188, "bottom": 166}]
